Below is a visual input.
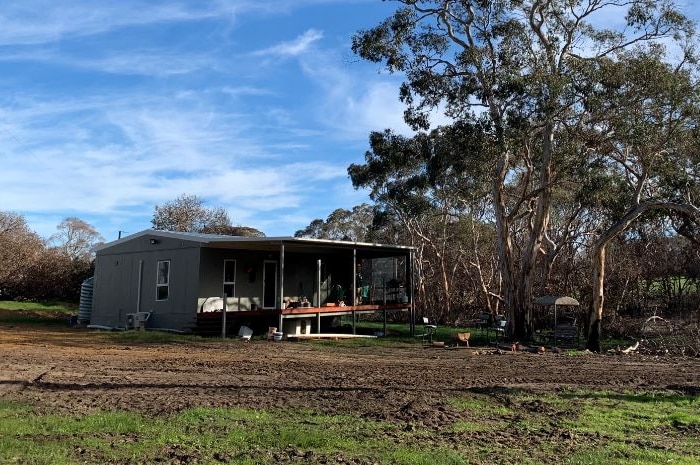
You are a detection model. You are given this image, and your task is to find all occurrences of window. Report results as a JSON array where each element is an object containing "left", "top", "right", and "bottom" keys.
[
  {"left": 156, "top": 260, "right": 170, "bottom": 301},
  {"left": 223, "top": 259, "right": 236, "bottom": 298}
]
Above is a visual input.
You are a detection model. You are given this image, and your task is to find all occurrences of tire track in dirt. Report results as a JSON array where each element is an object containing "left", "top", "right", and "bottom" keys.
[{"left": 1, "top": 326, "right": 698, "bottom": 425}]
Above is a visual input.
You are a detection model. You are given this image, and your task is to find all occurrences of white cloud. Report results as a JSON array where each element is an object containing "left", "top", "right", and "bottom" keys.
[
  {"left": 220, "top": 86, "right": 271, "bottom": 97},
  {"left": 294, "top": 45, "right": 449, "bottom": 140},
  {"left": 341, "top": 81, "right": 415, "bottom": 136},
  {"left": 0, "top": 1, "right": 239, "bottom": 46},
  {"left": 0, "top": 83, "right": 356, "bottom": 238},
  {"left": 0, "top": 47, "right": 217, "bottom": 77},
  {"left": 0, "top": 0, "right": 425, "bottom": 240},
  {"left": 251, "top": 29, "right": 324, "bottom": 57}
]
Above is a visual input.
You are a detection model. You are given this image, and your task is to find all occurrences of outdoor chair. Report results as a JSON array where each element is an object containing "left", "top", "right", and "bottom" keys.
[
  {"left": 416, "top": 317, "right": 437, "bottom": 345},
  {"left": 238, "top": 325, "right": 254, "bottom": 342},
  {"left": 492, "top": 318, "right": 507, "bottom": 342},
  {"left": 475, "top": 312, "right": 491, "bottom": 333}
]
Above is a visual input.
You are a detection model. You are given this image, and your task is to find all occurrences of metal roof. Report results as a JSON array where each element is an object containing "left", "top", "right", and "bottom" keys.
[{"left": 94, "top": 229, "right": 414, "bottom": 253}]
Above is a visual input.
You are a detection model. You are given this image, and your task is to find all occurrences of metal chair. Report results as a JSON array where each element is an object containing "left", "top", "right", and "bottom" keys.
[
  {"left": 493, "top": 319, "right": 507, "bottom": 342},
  {"left": 419, "top": 317, "right": 437, "bottom": 345},
  {"left": 475, "top": 312, "right": 491, "bottom": 333}
]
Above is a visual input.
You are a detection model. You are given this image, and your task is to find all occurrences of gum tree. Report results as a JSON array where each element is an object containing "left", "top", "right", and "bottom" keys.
[
  {"left": 294, "top": 204, "right": 375, "bottom": 242},
  {"left": 581, "top": 51, "right": 700, "bottom": 351},
  {"left": 152, "top": 194, "right": 231, "bottom": 233},
  {"left": 352, "top": 0, "right": 691, "bottom": 341},
  {"left": 349, "top": 121, "right": 494, "bottom": 321}
]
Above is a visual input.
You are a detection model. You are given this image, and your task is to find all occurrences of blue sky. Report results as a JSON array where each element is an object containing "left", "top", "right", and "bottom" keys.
[
  {"left": 0, "top": 0, "right": 414, "bottom": 241},
  {"left": 1, "top": 0, "right": 698, "bottom": 242}
]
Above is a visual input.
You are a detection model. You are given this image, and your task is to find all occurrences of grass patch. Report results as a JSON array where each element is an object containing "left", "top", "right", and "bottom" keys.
[
  {"left": 0, "top": 300, "right": 76, "bottom": 325},
  {"left": 0, "top": 403, "right": 462, "bottom": 465},
  {"left": 2, "top": 389, "right": 698, "bottom": 464},
  {"left": 0, "top": 300, "right": 76, "bottom": 313},
  {"left": 447, "top": 389, "right": 698, "bottom": 465},
  {"left": 339, "top": 318, "right": 493, "bottom": 345},
  {"left": 561, "top": 391, "right": 700, "bottom": 439}
]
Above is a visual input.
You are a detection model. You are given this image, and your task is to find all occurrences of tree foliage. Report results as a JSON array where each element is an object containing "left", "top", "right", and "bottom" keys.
[
  {"left": 151, "top": 194, "right": 265, "bottom": 236},
  {"left": 349, "top": 123, "right": 496, "bottom": 319},
  {"left": 582, "top": 49, "right": 700, "bottom": 350},
  {"left": 352, "top": 0, "right": 698, "bottom": 345},
  {"left": 152, "top": 194, "right": 231, "bottom": 233},
  {"left": 50, "top": 217, "right": 104, "bottom": 261},
  {"left": 0, "top": 212, "right": 44, "bottom": 298},
  {"left": 0, "top": 211, "right": 95, "bottom": 301},
  {"left": 294, "top": 204, "right": 375, "bottom": 242}
]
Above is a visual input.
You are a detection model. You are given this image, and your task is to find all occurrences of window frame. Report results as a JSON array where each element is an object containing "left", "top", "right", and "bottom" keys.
[
  {"left": 156, "top": 260, "right": 170, "bottom": 301},
  {"left": 223, "top": 259, "right": 236, "bottom": 298}
]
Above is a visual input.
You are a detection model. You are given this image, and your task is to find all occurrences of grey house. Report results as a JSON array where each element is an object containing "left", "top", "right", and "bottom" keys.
[{"left": 91, "top": 230, "right": 414, "bottom": 336}]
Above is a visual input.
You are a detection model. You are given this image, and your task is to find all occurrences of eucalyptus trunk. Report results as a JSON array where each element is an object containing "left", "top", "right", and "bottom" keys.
[
  {"left": 588, "top": 201, "right": 699, "bottom": 351},
  {"left": 517, "top": 126, "right": 555, "bottom": 342},
  {"left": 494, "top": 156, "right": 516, "bottom": 334},
  {"left": 588, "top": 244, "right": 606, "bottom": 352}
]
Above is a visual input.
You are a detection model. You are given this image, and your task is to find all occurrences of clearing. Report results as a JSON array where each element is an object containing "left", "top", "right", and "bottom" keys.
[{"left": 1, "top": 324, "right": 697, "bottom": 422}]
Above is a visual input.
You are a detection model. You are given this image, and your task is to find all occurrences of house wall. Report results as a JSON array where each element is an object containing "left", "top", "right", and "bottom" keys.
[
  {"left": 91, "top": 235, "right": 201, "bottom": 331},
  {"left": 198, "top": 249, "right": 264, "bottom": 311}
]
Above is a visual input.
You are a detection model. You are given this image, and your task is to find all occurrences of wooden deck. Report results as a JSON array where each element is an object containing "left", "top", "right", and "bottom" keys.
[
  {"left": 197, "top": 303, "right": 410, "bottom": 318},
  {"left": 195, "top": 303, "right": 412, "bottom": 337},
  {"left": 281, "top": 302, "right": 411, "bottom": 316}
]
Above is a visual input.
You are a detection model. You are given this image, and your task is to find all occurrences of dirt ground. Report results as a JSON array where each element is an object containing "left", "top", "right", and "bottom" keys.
[{"left": 1, "top": 323, "right": 698, "bottom": 431}]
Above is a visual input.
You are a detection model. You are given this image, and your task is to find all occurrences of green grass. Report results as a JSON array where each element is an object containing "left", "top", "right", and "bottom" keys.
[
  {"left": 0, "top": 300, "right": 76, "bottom": 314},
  {"left": 447, "top": 390, "right": 699, "bottom": 465},
  {"left": 2, "top": 390, "right": 697, "bottom": 465},
  {"left": 340, "top": 318, "right": 494, "bottom": 345},
  {"left": 0, "top": 300, "right": 76, "bottom": 325},
  {"left": 351, "top": 320, "right": 644, "bottom": 352},
  {"left": 0, "top": 402, "right": 463, "bottom": 465}
]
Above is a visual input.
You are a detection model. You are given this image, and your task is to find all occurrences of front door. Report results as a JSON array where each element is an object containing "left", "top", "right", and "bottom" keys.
[{"left": 262, "top": 261, "right": 277, "bottom": 309}]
